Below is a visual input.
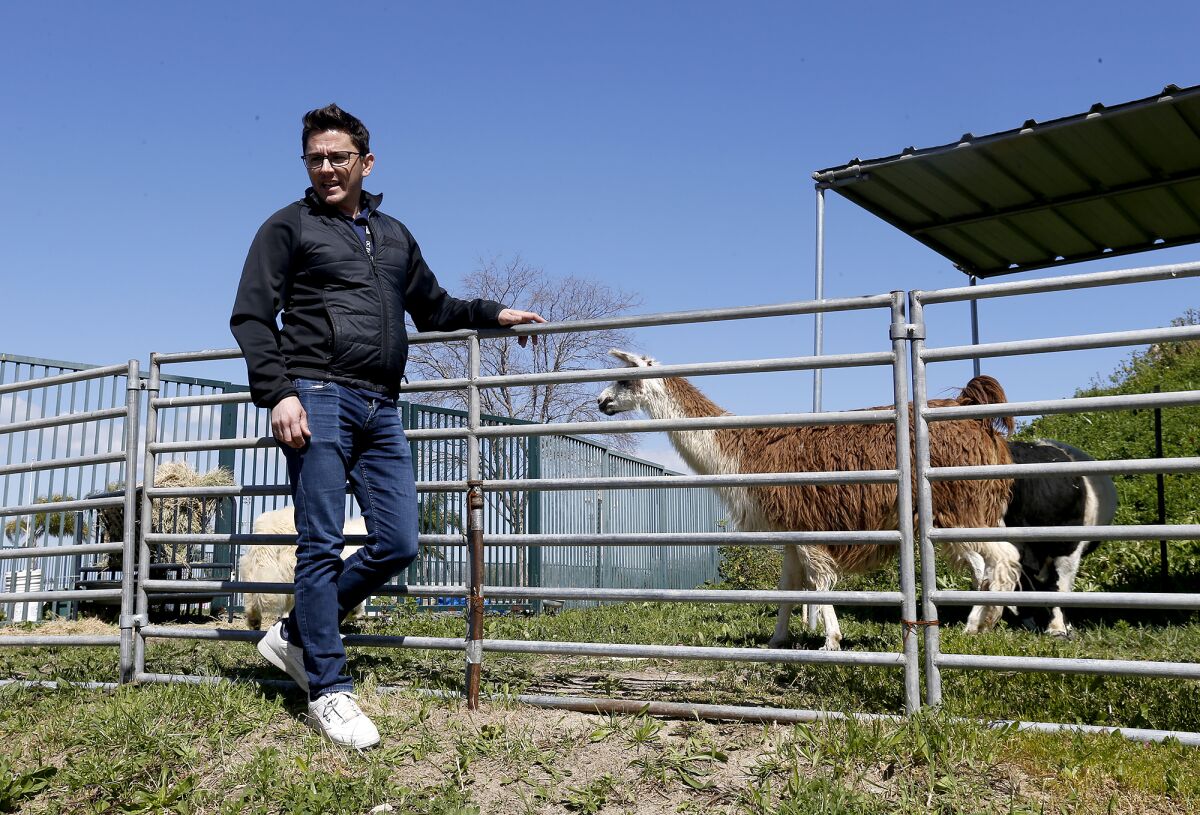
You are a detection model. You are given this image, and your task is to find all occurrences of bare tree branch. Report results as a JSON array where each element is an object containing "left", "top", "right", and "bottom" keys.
[{"left": 407, "top": 255, "right": 640, "bottom": 451}]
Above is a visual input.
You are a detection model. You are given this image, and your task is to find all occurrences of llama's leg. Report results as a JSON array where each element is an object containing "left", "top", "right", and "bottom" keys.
[
  {"left": 805, "top": 602, "right": 819, "bottom": 631},
  {"left": 939, "top": 544, "right": 984, "bottom": 587},
  {"left": 965, "top": 541, "right": 1022, "bottom": 633},
  {"left": 813, "top": 570, "right": 842, "bottom": 651},
  {"left": 941, "top": 545, "right": 989, "bottom": 627},
  {"left": 1045, "top": 545, "right": 1085, "bottom": 637},
  {"left": 245, "top": 595, "right": 262, "bottom": 630},
  {"left": 962, "top": 550, "right": 987, "bottom": 588},
  {"left": 769, "top": 545, "right": 802, "bottom": 649}
]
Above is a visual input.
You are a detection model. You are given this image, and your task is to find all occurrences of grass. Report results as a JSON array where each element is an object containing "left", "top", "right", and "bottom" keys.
[
  {"left": 1, "top": 601, "right": 1199, "bottom": 813},
  {"left": 0, "top": 679, "right": 1196, "bottom": 814},
  {"left": 3, "top": 602, "right": 1199, "bottom": 730}
]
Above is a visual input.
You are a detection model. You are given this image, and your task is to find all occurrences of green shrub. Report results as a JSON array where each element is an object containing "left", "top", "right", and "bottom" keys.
[{"left": 716, "top": 545, "right": 781, "bottom": 589}]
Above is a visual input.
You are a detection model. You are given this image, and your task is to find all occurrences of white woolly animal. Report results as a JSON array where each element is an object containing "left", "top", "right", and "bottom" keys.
[
  {"left": 240, "top": 506, "right": 367, "bottom": 629},
  {"left": 598, "top": 349, "right": 1021, "bottom": 651}
]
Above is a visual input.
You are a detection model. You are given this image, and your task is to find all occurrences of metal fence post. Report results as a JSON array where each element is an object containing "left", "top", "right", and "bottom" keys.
[
  {"left": 595, "top": 449, "right": 608, "bottom": 589},
  {"left": 133, "top": 357, "right": 161, "bottom": 681},
  {"left": 213, "top": 398, "right": 241, "bottom": 616},
  {"left": 527, "top": 435, "right": 542, "bottom": 614},
  {"left": 1154, "top": 385, "right": 1169, "bottom": 589},
  {"left": 117, "top": 359, "right": 141, "bottom": 684},
  {"left": 888, "top": 294, "right": 921, "bottom": 715},
  {"left": 969, "top": 275, "right": 981, "bottom": 379},
  {"left": 907, "top": 291, "right": 943, "bottom": 707},
  {"left": 464, "top": 335, "right": 484, "bottom": 708}
]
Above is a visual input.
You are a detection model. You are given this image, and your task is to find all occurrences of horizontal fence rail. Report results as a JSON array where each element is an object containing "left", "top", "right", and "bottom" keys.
[
  {"left": 927, "top": 524, "right": 1200, "bottom": 543},
  {"left": 143, "top": 530, "right": 903, "bottom": 547},
  {"left": 928, "top": 457, "right": 1200, "bottom": 480},
  {"left": 140, "top": 579, "right": 904, "bottom": 607},
  {"left": 935, "top": 654, "right": 1200, "bottom": 681},
  {"left": 934, "top": 590, "right": 1200, "bottom": 610}
]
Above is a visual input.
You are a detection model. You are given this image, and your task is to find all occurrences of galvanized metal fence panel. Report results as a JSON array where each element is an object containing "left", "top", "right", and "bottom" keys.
[
  {"left": 0, "top": 355, "right": 137, "bottom": 624},
  {"left": 3, "top": 292, "right": 925, "bottom": 723},
  {"left": 0, "top": 357, "right": 139, "bottom": 675},
  {"left": 908, "top": 259, "right": 1200, "bottom": 741}
]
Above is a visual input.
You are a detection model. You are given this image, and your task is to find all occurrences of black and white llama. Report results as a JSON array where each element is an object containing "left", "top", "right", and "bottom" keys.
[{"left": 1005, "top": 439, "right": 1118, "bottom": 636}]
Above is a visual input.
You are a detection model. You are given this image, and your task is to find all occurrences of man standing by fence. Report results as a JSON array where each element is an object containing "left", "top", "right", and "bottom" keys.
[{"left": 230, "top": 103, "right": 544, "bottom": 748}]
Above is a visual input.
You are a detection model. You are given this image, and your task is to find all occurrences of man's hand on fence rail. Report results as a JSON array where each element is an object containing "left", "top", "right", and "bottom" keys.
[{"left": 497, "top": 308, "right": 547, "bottom": 347}]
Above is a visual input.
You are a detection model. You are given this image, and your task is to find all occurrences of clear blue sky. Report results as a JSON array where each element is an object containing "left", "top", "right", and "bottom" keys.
[{"left": 2, "top": 2, "right": 1198, "bottom": 469}]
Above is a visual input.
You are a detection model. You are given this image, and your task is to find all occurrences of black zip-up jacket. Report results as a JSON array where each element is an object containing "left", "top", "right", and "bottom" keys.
[{"left": 230, "top": 189, "right": 505, "bottom": 408}]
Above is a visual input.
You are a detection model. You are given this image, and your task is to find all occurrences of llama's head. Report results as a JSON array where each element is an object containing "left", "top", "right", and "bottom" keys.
[{"left": 597, "top": 349, "right": 660, "bottom": 416}]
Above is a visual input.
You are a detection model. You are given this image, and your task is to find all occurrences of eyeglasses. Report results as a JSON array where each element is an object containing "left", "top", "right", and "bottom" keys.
[{"left": 301, "top": 151, "right": 363, "bottom": 170}]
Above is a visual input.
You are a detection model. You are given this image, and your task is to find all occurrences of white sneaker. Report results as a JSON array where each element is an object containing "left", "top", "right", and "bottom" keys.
[
  {"left": 308, "top": 692, "right": 380, "bottom": 749},
  {"left": 256, "top": 620, "right": 309, "bottom": 692}
]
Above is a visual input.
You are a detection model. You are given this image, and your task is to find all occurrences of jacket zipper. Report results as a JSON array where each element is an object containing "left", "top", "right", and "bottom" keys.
[
  {"left": 363, "top": 211, "right": 392, "bottom": 378},
  {"left": 336, "top": 210, "right": 391, "bottom": 379}
]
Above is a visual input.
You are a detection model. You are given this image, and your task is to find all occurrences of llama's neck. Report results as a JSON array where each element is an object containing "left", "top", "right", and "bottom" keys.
[
  {"left": 646, "top": 377, "right": 728, "bottom": 421},
  {"left": 644, "top": 377, "right": 738, "bottom": 476}
]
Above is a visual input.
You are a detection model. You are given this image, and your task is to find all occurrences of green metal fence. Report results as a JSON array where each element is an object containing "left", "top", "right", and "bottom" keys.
[{"left": 2, "top": 354, "right": 725, "bottom": 621}]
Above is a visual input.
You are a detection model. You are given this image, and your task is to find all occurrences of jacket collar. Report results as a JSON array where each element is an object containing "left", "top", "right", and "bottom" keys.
[{"left": 303, "top": 188, "right": 384, "bottom": 215}]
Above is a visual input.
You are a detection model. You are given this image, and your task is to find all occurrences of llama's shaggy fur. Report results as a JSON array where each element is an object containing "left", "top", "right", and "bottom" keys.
[
  {"left": 598, "top": 349, "right": 1019, "bottom": 650},
  {"left": 1006, "top": 438, "right": 1117, "bottom": 636},
  {"left": 240, "top": 506, "right": 367, "bottom": 630}
]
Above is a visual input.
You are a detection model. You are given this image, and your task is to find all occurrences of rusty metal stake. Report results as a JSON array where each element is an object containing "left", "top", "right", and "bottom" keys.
[{"left": 465, "top": 480, "right": 485, "bottom": 709}]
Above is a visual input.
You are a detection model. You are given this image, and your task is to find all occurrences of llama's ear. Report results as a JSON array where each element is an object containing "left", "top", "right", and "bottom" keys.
[{"left": 609, "top": 348, "right": 651, "bottom": 368}]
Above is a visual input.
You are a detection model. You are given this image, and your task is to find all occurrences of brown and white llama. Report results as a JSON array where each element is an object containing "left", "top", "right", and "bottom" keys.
[{"left": 597, "top": 349, "right": 1020, "bottom": 651}]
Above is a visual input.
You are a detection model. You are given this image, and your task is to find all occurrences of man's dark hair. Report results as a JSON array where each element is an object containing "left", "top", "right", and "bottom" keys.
[{"left": 302, "top": 103, "right": 370, "bottom": 154}]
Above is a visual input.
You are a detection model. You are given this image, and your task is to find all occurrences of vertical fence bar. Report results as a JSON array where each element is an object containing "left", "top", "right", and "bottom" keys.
[
  {"left": 888, "top": 294, "right": 921, "bottom": 715},
  {"left": 807, "top": 184, "right": 828, "bottom": 633},
  {"left": 908, "top": 291, "right": 942, "bottom": 706},
  {"left": 969, "top": 275, "right": 981, "bottom": 379},
  {"left": 1154, "top": 385, "right": 1169, "bottom": 589},
  {"left": 134, "top": 357, "right": 161, "bottom": 679},
  {"left": 464, "top": 335, "right": 483, "bottom": 708},
  {"left": 527, "top": 435, "right": 542, "bottom": 614},
  {"left": 214, "top": 398, "right": 241, "bottom": 617},
  {"left": 812, "top": 184, "right": 826, "bottom": 413},
  {"left": 117, "top": 360, "right": 141, "bottom": 683}
]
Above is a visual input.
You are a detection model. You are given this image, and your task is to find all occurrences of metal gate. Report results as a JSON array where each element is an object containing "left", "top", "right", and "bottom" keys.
[{"left": 2, "top": 259, "right": 1200, "bottom": 743}]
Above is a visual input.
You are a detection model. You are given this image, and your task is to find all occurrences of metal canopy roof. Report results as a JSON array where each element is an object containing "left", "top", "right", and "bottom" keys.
[{"left": 812, "top": 84, "right": 1200, "bottom": 278}]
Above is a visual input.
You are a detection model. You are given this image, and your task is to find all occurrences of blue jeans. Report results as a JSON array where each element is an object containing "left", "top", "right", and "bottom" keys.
[{"left": 279, "top": 378, "right": 419, "bottom": 700}]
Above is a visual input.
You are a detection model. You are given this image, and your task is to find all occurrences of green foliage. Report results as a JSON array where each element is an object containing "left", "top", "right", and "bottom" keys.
[
  {"left": 117, "top": 766, "right": 195, "bottom": 814},
  {"left": 561, "top": 773, "right": 620, "bottom": 813},
  {"left": 0, "top": 757, "right": 56, "bottom": 812},
  {"left": 716, "top": 544, "right": 781, "bottom": 590},
  {"left": 418, "top": 492, "right": 462, "bottom": 534},
  {"left": 629, "top": 730, "right": 727, "bottom": 791},
  {"left": 738, "top": 769, "right": 887, "bottom": 815},
  {"left": 1017, "top": 308, "right": 1200, "bottom": 595},
  {"left": 3, "top": 494, "right": 86, "bottom": 544}
]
